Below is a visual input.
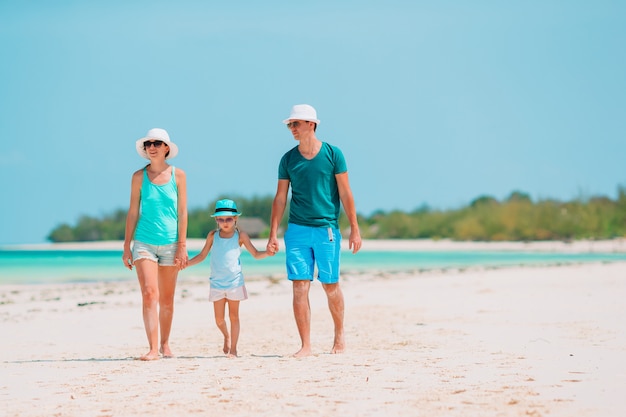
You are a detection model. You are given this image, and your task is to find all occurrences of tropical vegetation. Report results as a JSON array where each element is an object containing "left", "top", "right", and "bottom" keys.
[{"left": 48, "top": 188, "right": 626, "bottom": 242}]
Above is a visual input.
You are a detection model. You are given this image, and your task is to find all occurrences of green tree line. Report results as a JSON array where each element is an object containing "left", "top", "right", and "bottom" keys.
[{"left": 48, "top": 188, "right": 626, "bottom": 242}]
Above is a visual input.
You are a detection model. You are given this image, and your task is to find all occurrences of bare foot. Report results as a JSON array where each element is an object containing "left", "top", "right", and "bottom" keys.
[
  {"left": 222, "top": 337, "right": 231, "bottom": 355},
  {"left": 330, "top": 344, "right": 345, "bottom": 354},
  {"left": 331, "top": 335, "right": 345, "bottom": 354},
  {"left": 139, "top": 351, "right": 160, "bottom": 361},
  {"left": 159, "top": 345, "right": 175, "bottom": 358},
  {"left": 227, "top": 350, "right": 238, "bottom": 358},
  {"left": 292, "top": 347, "right": 312, "bottom": 358}
]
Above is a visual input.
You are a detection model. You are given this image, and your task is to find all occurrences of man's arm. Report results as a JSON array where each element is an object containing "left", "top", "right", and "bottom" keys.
[
  {"left": 267, "top": 179, "right": 290, "bottom": 253},
  {"left": 336, "top": 172, "right": 362, "bottom": 254}
]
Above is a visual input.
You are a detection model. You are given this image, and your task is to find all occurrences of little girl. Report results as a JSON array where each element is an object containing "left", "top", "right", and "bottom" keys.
[{"left": 187, "top": 199, "right": 273, "bottom": 357}]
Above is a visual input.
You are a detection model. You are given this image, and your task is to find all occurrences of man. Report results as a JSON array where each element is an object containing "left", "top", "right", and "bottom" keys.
[{"left": 267, "top": 104, "right": 362, "bottom": 358}]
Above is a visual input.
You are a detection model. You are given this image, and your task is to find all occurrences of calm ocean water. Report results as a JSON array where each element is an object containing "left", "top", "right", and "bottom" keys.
[{"left": 1, "top": 248, "right": 625, "bottom": 285}]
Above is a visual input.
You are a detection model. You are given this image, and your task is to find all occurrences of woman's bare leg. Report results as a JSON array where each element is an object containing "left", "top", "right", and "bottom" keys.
[
  {"left": 158, "top": 265, "right": 178, "bottom": 358},
  {"left": 135, "top": 259, "right": 160, "bottom": 360}
]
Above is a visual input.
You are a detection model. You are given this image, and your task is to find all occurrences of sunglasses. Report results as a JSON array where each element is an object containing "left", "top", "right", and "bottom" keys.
[
  {"left": 286, "top": 121, "right": 308, "bottom": 129},
  {"left": 216, "top": 217, "right": 235, "bottom": 223},
  {"left": 143, "top": 140, "right": 165, "bottom": 148}
]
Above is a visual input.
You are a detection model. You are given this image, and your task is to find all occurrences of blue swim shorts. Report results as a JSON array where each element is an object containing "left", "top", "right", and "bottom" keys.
[
  {"left": 132, "top": 241, "right": 178, "bottom": 266},
  {"left": 284, "top": 223, "right": 342, "bottom": 284}
]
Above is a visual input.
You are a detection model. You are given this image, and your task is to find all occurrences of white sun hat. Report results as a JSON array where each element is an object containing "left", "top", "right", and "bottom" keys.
[
  {"left": 135, "top": 128, "right": 179, "bottom": 160},
  {"left": 282, "top": 104, "right": 320, "bottom": 125}
]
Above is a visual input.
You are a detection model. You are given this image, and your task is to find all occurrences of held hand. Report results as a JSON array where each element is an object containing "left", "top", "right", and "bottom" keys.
[
  {"left": 266, "top": 238, "right": 280, "bottom": 255},
  {"left": 175, "top": 257, "right": 188, "bottom": 270},
  {"left": 175, "top": 246, "right": 189, "bottom": 270}
]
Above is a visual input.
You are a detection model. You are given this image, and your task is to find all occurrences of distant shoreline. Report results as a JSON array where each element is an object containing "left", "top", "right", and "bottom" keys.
[{"left": 3, "top": 238, "right": 626, "bottom": 253}]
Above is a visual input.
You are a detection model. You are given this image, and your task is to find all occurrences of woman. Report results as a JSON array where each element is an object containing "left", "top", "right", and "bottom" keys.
[{"left": 122, "top": 128, "right": 188, "bottom": 361}]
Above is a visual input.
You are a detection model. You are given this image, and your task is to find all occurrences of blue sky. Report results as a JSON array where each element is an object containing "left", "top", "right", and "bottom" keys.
[{"left": 1, "top": 1, "right": 625, "bottom": 245}]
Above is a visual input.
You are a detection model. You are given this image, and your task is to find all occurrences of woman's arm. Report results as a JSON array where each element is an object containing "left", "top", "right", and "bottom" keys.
[
  {"left": 175, "top": 167, "right": 189, "bottom": 269},
  {"left": 122, "top": 169, "right": 143, "bottom": 270}
]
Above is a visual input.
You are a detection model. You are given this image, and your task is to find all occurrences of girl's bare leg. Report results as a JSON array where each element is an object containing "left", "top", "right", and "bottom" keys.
[
  {"left": 158, "top": 265, "right": 178, "bottom": 358},
  {"left": 213, "top": 299, "right": 230, "bottom": 355},
  {"left": 135, "top": 259, "right": 160, "bottom": 360},
  {"left": 227, "top": 300, "right": 241, "bottom": 357}
]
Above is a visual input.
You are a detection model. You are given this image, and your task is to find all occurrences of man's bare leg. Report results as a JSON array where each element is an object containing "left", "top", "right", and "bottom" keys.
[
  {"left": 292, "top": 280, "right": 312, "bottom": 357},
  {"left": 323, "top": 283, "right": 345, "bottom": 354}
]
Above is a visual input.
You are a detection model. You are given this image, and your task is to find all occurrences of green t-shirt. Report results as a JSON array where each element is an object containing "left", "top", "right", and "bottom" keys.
[{"left": 278, "top": 142, "right": 347, "bottom": 228}]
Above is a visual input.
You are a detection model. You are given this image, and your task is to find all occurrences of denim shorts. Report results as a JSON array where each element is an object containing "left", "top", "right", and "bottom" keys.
[
  {"left": 284, "top": 223, "right": 341, "bottom": 284},
  {"left": 132, "top": 241, "right": 178, "bottom": 266}
]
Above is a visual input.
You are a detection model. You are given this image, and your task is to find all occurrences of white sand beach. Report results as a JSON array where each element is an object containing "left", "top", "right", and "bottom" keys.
[{"left": 1, "top": 240, "right": 626, "bottom": 416}]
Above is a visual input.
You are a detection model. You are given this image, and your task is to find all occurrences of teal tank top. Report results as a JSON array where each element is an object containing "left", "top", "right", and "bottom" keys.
[{"left": 134, "top": 166, "right": 179, "bottom": 245}]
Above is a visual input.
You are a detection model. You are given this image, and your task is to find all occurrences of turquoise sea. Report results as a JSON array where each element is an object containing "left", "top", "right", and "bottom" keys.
[{"left": 1, "top": 248, "right": 625, "bottom": 285}]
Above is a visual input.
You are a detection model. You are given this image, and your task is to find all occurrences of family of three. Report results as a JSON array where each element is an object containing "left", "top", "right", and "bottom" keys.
[{"left": 121, "top": 104, "right": 362, "bottom": 360}]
